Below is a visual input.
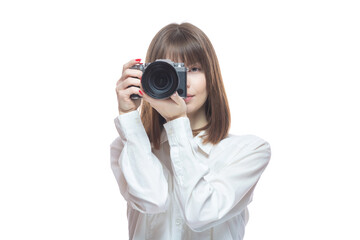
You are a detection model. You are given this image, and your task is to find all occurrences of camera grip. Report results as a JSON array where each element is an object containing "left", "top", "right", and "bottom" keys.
[
  {"left": 130, "top": 93, "right": 141, "bottom": 100},
  {"left": 129, "top": 64, "right": 144, "bottom": 99}
]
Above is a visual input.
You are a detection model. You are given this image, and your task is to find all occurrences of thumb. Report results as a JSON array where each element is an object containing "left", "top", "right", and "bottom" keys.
[{"left": 170, "top": 91, "right": 183, "bottom": 105}]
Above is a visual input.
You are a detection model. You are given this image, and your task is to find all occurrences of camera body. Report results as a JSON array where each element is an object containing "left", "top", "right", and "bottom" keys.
[{"left": 130, "top": 59, "right": 187, "bottom": 100}]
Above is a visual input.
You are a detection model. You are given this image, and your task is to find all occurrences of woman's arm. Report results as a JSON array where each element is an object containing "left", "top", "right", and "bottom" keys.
[
  {"left": 164, "top": 117, "right": 271, "bottom": 232},
  {"left": 110, "top": 110, "right": 169, "bottom": 214}
]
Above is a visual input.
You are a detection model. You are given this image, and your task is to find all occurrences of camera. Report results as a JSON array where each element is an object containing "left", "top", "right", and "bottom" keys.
[{"left": 130, "top": 59, "right": 187, "bottom": 100}]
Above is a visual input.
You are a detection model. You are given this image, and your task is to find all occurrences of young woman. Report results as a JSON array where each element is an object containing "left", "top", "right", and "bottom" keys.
[{"left": 111, "top": 22, "right": 271, "bottom": 240}]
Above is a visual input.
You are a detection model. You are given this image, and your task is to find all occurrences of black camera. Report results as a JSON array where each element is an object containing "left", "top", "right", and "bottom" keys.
[{"left": 130, "top": 59, "right": 187, "bottom": 99}]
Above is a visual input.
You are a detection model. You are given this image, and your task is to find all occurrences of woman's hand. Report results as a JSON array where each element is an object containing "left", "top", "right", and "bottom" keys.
[
  {"left": 140, "top": 90, "right": 187, "bottom": 122},
  {"left": 116, "top": 59, "right": 143, "bottom": 115}
]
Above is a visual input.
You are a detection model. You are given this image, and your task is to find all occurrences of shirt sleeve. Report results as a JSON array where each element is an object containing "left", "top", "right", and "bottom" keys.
[
  {"left": 163, "top": 117, "right": 271, "bottom": 232},
  {"left": 110, "top": 111, "right": 168, "bottom": 214}
]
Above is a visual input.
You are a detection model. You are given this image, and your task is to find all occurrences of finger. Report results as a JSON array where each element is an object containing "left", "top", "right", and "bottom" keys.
[
  {"left": 122, "top": 59, "right": 142, "bottom": 73},
  {"left": 119, "top": 68, "right": 143, "bottom": 82},
  {"left": 120, "top": 86, "right": 143, "bottom": 100},
  {"left": 138, "top": 88, "right": 152, "bottom": 103},
  {"left": 117, "top": 77, "right": 141, "bottom": 90},
  {"left": 126, "top": 86, "right": 143, "bottom": 98}
]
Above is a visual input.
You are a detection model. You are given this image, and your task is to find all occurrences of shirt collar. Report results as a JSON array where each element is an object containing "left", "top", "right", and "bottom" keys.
[{"left": 159, "top": 129, "right": 213, "bottom": 155}]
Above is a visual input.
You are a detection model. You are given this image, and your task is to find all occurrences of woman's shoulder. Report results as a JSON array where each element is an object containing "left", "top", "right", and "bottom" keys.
[
  {"left": 209, "top": 133, "right": 271, "bottom": 170},
  {"left": 219, "top": 133, "right": 270, "bottom": 152}
]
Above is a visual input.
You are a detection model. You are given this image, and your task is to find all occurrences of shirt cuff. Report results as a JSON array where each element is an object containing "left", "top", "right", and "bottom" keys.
[
  {"left": 163, "top": 117, "right": 193, "bottom": 144},
  {"left": 114, "top": 111, "right": 145, "bottom": 138}
]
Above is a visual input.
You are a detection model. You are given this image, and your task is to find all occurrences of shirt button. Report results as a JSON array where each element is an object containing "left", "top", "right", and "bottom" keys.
[{"left": 175, "top": 219, "right": 182, "bottom": 225}]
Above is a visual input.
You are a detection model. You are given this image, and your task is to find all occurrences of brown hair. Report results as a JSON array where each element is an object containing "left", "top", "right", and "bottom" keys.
[{"left": 140, "top": 22, "right": 231, "bottom": 149}]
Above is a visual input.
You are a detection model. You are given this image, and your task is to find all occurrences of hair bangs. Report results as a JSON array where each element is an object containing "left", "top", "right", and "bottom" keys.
[{"left": 165, "top": 37, "right": 206, "bottom": 68}]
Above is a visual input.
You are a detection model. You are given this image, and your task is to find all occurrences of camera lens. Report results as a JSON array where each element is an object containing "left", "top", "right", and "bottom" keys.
[
  {"left": 142, "top": 61, "right": 179, "bottom": 99},
  {"left": 153, "top": 73, "right": 170, "bottom": 89}
]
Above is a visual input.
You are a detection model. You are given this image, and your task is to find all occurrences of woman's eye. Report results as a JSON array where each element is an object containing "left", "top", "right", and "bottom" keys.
[{"left": 189, "top": 67, "right": 201, "bottom": 72}]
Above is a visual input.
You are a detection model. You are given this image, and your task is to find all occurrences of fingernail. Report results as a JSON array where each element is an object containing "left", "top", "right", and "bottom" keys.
[
  {"left": 139, "top": 90, "right": 143, "bottom": 95},
  {"left": 135, "top": 58, "right": 141, "bottom": 62}
]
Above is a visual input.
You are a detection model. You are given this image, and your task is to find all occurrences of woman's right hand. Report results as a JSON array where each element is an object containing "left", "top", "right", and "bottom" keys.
[{"left": 116, "top": 59, "right": 143, "bottom": 115}]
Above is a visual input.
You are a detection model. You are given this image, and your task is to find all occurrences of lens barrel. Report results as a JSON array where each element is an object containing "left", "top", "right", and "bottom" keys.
[{"left": 141, "top": 61, "right": 179, "bottom": 99}]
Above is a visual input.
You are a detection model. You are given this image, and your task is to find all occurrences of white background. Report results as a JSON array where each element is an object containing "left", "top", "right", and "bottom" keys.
[{"left": 1, "top": 0, "right": 359, "bottom": 239}]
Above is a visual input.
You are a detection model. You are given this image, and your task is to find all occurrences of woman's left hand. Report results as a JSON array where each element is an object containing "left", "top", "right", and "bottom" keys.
[{"left": 140, "top": 90, "right": 187, "bottom": 122}]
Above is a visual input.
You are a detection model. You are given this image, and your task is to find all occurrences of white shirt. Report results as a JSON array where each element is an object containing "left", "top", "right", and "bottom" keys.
[{"left": 110, "top": 111, "right": 271, "bottom": 240}]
